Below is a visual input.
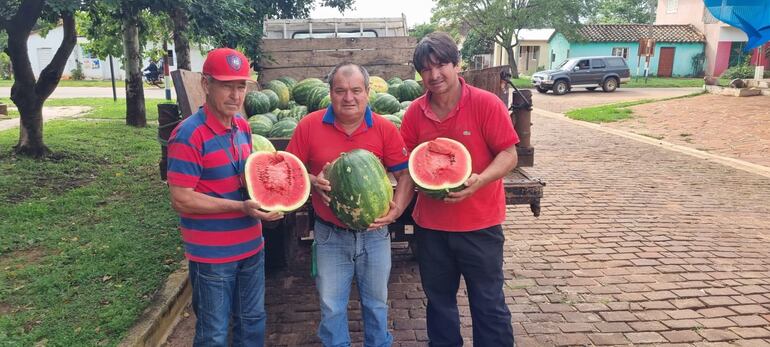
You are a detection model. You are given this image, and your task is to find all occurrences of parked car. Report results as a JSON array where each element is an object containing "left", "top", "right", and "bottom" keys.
[{"left": 531, "top": 56, "right": 631, "bottom": 95}]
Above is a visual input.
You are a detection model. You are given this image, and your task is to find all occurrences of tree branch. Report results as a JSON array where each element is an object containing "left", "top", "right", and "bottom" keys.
[{"left": 35, "top": 12, "right": 77, "bottom": 99}]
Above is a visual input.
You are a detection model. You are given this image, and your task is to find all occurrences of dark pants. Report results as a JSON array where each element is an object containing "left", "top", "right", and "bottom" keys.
[{"left": 415, "top": 225, "right": 514, "bottom": 347}]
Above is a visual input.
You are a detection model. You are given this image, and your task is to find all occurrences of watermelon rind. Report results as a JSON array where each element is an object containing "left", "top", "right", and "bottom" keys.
[
  {"left": 327, "top": 149, "right": 393, "bottom": 230},
  {"left": 408, "top": 137, "right": 473, "bottom": 199},
  {"left": 244, "top": 151, "right": 310, "bottom": 212}
]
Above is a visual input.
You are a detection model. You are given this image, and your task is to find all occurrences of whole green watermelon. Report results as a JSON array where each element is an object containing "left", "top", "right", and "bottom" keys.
[
  {"left": 307, "top": 87, "right": 330, "bottom": 112},
  {"left": 249, "top": 114, "right": 274, "bottom": 137},
  {"left": 245, "top": 91, "right": 271, "bottom": 116},
  {"left": 293, "top": 78, "right": 326, "bottom": 105},
  {"left": 261, "top": 89, "right": 279, "bottom": 110},
  {"left": 383, "top": 114, "right": 402, "bottom": 128},
  {"left": 399, "top": 79, "right": 424, "bottom": 101},
  {"left": 327, "top": 149, "right": 393, "bottom": 230},
  {"left": 387, "top": 83, "right": 402, "bottom": 101},
  {"left": 265, "top": 80, "right": 291, "bottom": 109},
  {"left": 269, "top": 118, "right": 298, "bottom": 138},
  {"left": 400, "top": 101, "right": 412, "bottom": 110},
  {"left": 371, "top": 93, "right": 401, "bottom": 115}
]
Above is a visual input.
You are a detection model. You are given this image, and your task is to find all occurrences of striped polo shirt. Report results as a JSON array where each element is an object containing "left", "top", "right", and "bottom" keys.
[{"left": 167, "top": 105, "right": 262, "bottom": 263}]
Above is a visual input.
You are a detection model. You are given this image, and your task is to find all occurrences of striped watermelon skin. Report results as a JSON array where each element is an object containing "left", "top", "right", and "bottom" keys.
[
  {"left": 249, "top": 115, "right": 274, "bottom": 137},
  {"left": 245, "top": 91, "right": 271, "bottom": 116},
  {"left": 398, "top": 80, "right": 424, "bottom": 101},
  {"left": 265, "top": 80, "right": 291, "bottom": 109},
  {"left": 252, "top": 134, "right": 276, "bottom": 152},
  {"left": 327, "top": 149, "right": 393, "bottom": 230},
  {"left": 293, "top": 78, "right": 326, "bottom": 106},
  {"left": 369, "top": 76, "right": 389, "bottom": 93},
  {"left": 269, "top": 118, "right": 298, "bottom": 138},
  {"left": 372, "top": 93, "right": 401, "bottom": 115},
  {"left": 262, "top": 89, "right": 279, "bottom": 110}
]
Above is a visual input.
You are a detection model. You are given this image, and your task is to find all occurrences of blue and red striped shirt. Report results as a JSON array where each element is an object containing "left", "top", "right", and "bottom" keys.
[{"left": 167, "top": 105, "right": 262, "bottom": 263}]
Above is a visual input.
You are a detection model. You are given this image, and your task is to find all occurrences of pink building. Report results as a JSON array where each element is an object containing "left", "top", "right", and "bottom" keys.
[{"left": 655, "top": 0, "right": 768, "bottom": 76}]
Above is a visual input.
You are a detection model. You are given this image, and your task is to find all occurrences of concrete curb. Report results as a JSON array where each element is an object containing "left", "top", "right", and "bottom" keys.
[
  {"left": 533, "top": 108, "right": 770, "bottom": 180},
  {"left": 119, "top": 262, "right": 191, "bottom": 347}
]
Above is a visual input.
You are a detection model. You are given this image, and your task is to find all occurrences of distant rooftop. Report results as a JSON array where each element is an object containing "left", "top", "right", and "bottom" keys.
[{"left": 576, "top": 24, "right": 705, "bottom": 43}]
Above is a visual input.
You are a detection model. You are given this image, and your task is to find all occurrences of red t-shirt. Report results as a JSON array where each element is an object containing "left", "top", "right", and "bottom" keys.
[
  {"left": 286, "top": 106, "right": 409, "bottom": 229},
  {"left": 400, "top": 78, "right": 519, "bottom": 232}
]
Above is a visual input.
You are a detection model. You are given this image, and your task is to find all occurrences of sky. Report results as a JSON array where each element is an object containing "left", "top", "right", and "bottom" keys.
[{"left": 309, "top": 0, "right": 436, "bottom": 27}]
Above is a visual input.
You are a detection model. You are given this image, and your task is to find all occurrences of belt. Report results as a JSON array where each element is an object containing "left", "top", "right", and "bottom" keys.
[{"left": 314, "top": 218, "right": 366, "bottom": 233}]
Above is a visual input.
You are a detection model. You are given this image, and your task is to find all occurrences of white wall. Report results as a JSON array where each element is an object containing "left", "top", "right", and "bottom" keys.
[{"left": 27, "top": 26, "right": 207, "bottom": 81}]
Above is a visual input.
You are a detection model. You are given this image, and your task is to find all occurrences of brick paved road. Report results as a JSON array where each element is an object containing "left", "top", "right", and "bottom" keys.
[{"left": 165, "top": 109, "right": 770, "bottom": 346}]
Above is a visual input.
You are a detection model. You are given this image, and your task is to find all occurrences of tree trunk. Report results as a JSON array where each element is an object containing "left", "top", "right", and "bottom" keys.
[
  {"left": 171, "top": 4, "right": 191, "bottom": 71},
  {"left": 123, "top": 12, "right": 146, "bottom": 127},
  {"left": 4, "top": 1, "right": 77, "bottom": 158},
  {"left": 506, "top": 46, "right": 520, "bottom": 79}
]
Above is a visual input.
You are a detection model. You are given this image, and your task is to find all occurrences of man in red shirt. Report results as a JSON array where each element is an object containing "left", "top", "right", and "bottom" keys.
[
  {"left": 286, "top": 62, "right": 413, "bottom": 347},
  {"left": 167, "top": 48, "right": 283, "bottom": 346},
  {"left": 400, "top": 32, "right": 519, "bottom": 346}
]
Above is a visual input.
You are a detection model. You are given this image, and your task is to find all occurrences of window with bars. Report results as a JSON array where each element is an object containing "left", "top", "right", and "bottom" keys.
[
  {"left": 612, "top": 47, "right": 629, "bottom": 59},
  {"left": 666, "top": 0, "right": 678, "bottom": 14}
]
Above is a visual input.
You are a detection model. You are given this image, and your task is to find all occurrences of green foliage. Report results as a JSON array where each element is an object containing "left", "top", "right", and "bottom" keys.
[
  {"left": 433, "top": 0, "right": 590, "bottom": 77},
  {"left": 721, "top": 64, "right": 755, "bottom": 80},
  {"left": 591, "top": 0, "right": 653, "bottom": 24},
  {"left": 460, "top": 30, "right": 494, "bottom": 62},
  {"left": 70, "top": 59, "right": 85, "bottom": 80},
  {"left": 410, "top": 22, "right": 438, "bottom": 40},
  {"left": 0, "top": 114, "right": 182, "bottom": 346},
  {"left": 690, "top": 52, "right": 705, "bottom": 77},
  {"left": 0, "top": 52, "right": 11, "bottom": 80}
]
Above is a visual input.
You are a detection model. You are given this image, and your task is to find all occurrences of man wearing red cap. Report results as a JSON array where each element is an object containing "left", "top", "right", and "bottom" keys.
[{"left": 166, "top": 47, "right": 283, "bottom": 346}]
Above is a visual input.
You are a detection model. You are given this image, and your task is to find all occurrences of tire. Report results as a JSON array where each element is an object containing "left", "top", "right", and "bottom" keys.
[
  {"left": 602, "top": 77, "right": 619, "bottom": 92},
  {"left": 535, "top": 86, "right": 548, "bottom": 93},
  {"left": 586, "top": 87, "right": 597, "bottom": 91},
  {"left": 552, "top": 80, "right": 569, "bottom": 95}
]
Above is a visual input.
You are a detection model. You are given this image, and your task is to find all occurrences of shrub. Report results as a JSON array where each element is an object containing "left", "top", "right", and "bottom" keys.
[
  {"left": 721, "top": 64, "right": 754, "bottom": 80},
  {"left": 70, "top": 59, "right": 85, "bottom": 80}
]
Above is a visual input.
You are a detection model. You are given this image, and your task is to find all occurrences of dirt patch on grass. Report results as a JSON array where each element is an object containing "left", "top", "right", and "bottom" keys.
[
  {"left": 605, "top": 94, "right": 770, "bottom": 167},
  {"left": 1, "top": 150, "right": 99, "bottom": 203},
  {"left": 0, "top": 247, "right": 49, "bottom": 269}
]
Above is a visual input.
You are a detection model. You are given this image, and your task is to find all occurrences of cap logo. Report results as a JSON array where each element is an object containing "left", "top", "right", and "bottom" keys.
[{"left": 226, "top": 54, "right": 242, "bottom": 71}]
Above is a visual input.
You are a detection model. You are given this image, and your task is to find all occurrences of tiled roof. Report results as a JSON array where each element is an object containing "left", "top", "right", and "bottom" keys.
[{"left": 576, "top": 24, "right": 705, "bottom": 43}]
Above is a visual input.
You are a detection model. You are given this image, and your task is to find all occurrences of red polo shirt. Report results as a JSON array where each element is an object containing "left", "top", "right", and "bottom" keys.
[
  {"left": 400, "top": 77, "right": 519, "bottom": 232},
  {"left": 286, "top": 105, "right": 409, "bottom": 229}
]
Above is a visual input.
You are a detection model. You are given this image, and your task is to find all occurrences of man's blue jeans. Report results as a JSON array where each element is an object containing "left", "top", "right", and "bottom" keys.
[
  {"left": 189, "top": 250, "right": 266, "bottom": 347},
  {"left": 314, "top": 219, "right": 393, "bottom": 347}
]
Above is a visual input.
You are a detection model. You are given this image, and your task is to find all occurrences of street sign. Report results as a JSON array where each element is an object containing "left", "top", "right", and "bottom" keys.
[{"left": 638, "top": 38, "right": 656, "bottom": 57}]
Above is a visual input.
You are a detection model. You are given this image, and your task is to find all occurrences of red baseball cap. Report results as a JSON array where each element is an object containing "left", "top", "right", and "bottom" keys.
[{"left": 202, "top": 48, "right": 252, "bottom": 81}]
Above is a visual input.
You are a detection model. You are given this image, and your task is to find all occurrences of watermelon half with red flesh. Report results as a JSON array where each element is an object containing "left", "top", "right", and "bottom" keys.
[
  {"left": 409, "top": 137, "right": 472, "bottom": 199},
  {"left": 244, "top": 151, "right": 310, "bottom": 212}
]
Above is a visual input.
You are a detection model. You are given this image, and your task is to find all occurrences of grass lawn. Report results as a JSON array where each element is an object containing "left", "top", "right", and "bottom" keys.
[
  {"left": 0, "top": 79, "right": 127, "bottom": 88},
  {"left": 0, "top": 100, "right": 183, "bottom": 346},
  {"left": 0, "top": 98, "right": 172, "bottom": 120},
  {"left": 565, "top": 91, "right": 705, "bottom": 123},
  {"left": 624, "top": 77, "right": 725, "bottom": 88}
]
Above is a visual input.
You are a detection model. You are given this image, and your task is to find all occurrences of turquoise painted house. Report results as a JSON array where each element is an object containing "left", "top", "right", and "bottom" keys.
[{"left": 549, "top": 24, "right": 706, "bottom": 77}]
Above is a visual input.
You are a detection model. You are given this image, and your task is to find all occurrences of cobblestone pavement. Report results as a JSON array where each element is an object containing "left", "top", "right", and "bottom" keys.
[
  {"left": 529, "top": 87, "right": 702, "bottom": 114},
  {"left": 165, "top": 107, "right": 770, "bottom": 346}
]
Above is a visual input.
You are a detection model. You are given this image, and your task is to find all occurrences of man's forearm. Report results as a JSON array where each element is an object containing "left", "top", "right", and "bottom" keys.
[
  {"left": 392, "top": 171, "right": 415, "bottom": 215},
  {"left": 170, "top": 186, "right": 244, "bottom": 215},
  {"left": 477, "top": 146, "right": 518, "bottom": 186}
]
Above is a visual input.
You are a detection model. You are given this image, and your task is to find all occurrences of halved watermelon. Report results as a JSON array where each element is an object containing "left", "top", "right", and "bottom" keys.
[
  {"left": 244, "top": 151, "right": 310, "bottom": 212},
  {"left": 408, "top": 137, "right": 472, "bottom": 199}
]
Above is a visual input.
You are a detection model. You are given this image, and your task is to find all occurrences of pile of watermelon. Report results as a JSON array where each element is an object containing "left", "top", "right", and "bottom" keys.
[{"left": 246, "top": 75, "right": 422, "bottom": 137}]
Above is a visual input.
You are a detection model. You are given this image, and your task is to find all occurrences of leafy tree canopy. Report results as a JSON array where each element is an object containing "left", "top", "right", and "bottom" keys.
[{"left": 591, "top": 0, "right": 654, "bottom": 24}]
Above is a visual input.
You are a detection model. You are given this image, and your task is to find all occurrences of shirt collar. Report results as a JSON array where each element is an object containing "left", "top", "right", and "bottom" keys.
[
  {"left": 418, "top": 77, "right": 470, "bottom": 121},
  {"left": 322, "top": 104, "right": 373, "bottom": 128},
  {"left": 202, "top": 104, "right": 240, "bottom": 135}
]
